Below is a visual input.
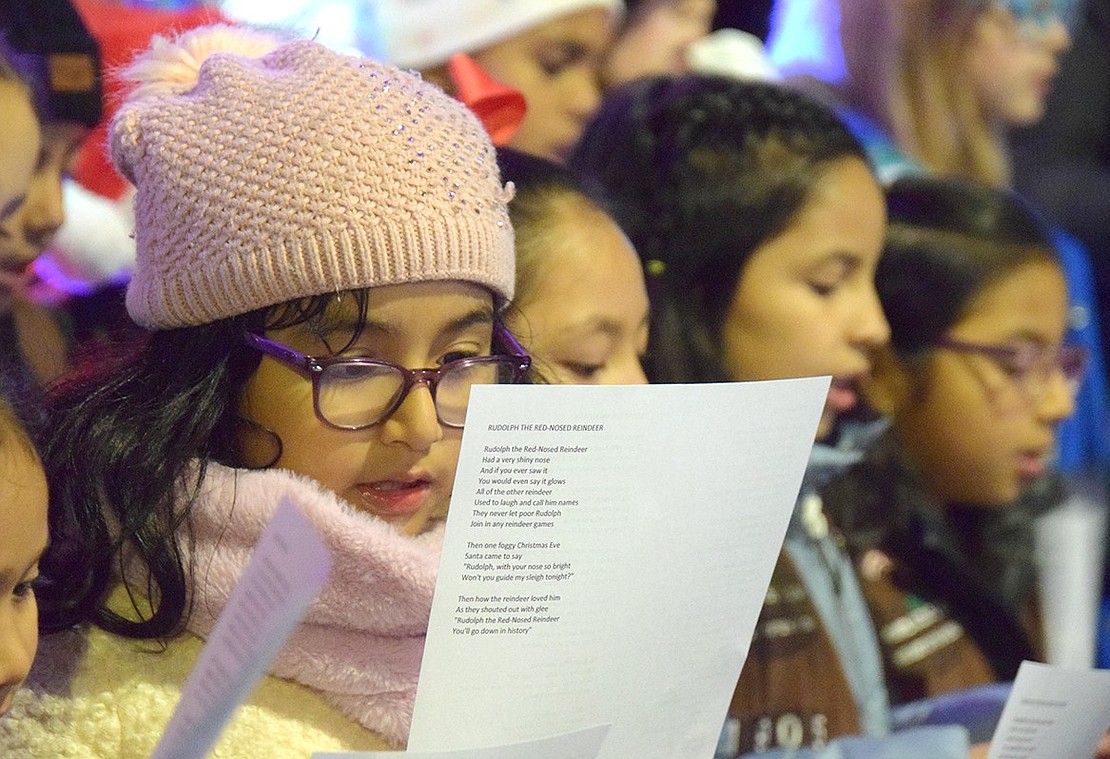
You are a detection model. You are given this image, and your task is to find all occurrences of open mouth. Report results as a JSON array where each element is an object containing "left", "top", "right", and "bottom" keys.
[
  {"left": 1016, "top": 451, "right": 1046, "bottom": 481},
  {"left": 826, "top": 376, "right": 861, "bottom": 415}
]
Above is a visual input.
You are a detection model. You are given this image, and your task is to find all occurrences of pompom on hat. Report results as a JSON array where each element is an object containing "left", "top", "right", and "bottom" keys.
[
  {"left": 111, "top": 24, "right": 515, "bottom": 329},
  {"left": 377, "top": 0, "right": 625, "bottom": 70}
]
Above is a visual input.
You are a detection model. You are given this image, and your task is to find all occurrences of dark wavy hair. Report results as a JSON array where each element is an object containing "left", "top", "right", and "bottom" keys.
[
  {"left": 568, "top": 74, "right": 871, "bottom": 383},
  {"left": 37, "top": 291, "right": 518, "bottom": 638},
  {"left": 879, "top": 174, "right": 1059, "bottom": 362}
]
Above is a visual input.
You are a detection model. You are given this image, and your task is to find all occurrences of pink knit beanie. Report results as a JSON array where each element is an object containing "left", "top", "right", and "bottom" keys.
[{"left": 111, "top": 25, "right": 515, "bottom": 329}]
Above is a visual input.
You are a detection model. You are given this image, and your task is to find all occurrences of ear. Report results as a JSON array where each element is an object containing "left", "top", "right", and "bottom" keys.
[{"left": 861, "top": 345, "right": 914, "bottom": 415}]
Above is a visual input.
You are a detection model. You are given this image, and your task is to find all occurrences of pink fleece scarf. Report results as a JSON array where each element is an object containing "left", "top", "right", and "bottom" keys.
[{"left": 181, "top": 463, "right": 444, "bottom": 747}]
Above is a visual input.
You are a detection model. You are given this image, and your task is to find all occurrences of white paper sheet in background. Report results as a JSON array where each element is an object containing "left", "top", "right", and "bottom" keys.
[
  {"left": 312, "top": 724, "right": 610, "bottom": 759},
  {"left": 151, "top": 498, "right": 332, "bottom": 759},
  {"left": 987, "top": 660, "right": 1110, "bottom": 759},
  {"left": 407, "top": 378, "right": 830, "bottom": 758}
]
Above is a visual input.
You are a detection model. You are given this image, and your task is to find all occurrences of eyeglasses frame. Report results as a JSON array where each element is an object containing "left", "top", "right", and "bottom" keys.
[
  {"left": 992, "top": 0, "right": 1080, "bottom": 39},
  {"left": 930, "top": 335, "right": 1088, "bottom": 399},
  {"left": 242, "top": 322, "right": 531, "bottom": 431}
]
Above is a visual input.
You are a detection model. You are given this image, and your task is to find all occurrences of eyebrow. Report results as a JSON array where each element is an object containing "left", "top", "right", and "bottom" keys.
[
  {"left": 1000, "top": 329, "right": 1056, "bottom": 347},
  {"left": 568, "top": 313, "right": 650, "bottom": 341}
]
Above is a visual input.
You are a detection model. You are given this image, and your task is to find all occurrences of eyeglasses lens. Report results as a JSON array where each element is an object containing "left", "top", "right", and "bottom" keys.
[
  {"left": 317, "top": 358, "right": 521, "bottom": 428},
  {"left": 318, "top": 362, "right": 404, "bottom": 429}
]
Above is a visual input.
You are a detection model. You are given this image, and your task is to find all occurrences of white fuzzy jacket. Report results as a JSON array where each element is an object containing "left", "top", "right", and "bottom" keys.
[{"left": 0, "top": 463, "right": 445, "bottom": 757}]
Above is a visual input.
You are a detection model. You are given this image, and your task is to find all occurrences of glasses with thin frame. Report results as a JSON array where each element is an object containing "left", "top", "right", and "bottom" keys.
[
  {"left": 243, "top": 323, "right": 531, "bottom": 430},
  {"left": 932, "top": 336, "right": 1087, "bottom": 401},
  {"left": 994, "top": 0, "right": 1079, "bottom": 39}
]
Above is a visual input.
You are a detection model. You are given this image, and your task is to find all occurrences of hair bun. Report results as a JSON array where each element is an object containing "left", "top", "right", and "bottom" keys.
[{"left": 123, "top": 23, "right": 284, "bottom": 101}]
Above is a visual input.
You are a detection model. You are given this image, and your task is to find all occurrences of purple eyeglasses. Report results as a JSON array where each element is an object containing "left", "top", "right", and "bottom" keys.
[
  {"left": 243, "top": 323, "right": 531, "bottom": 430},
  {"left": 932, "top": 336, "right": 1088, "bottom": 399}
]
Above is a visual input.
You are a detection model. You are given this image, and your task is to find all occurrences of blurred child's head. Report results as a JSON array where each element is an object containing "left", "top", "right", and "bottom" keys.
[
  {"left": 768, "top": 0, "right": 1074, "bottom": 186},
  {"left": 107, "top": 25, "right": 523, "bottom": 536},
  {"left": 570, "top": 75, "right": 888, "bottom": 438},
  {"left": 0, "top": 401, "right": 48, "bottom": 717},
  {"left": 866, "top": 175, "right": 1079, "bottom": 507},
  {"left": 0, "top": 58, "right": 40, "bottom": 272},
  {"left": 382, "top": 0, "right": 624, "bottom": 162},
  {"left": 498, "top": 147, "right": 648, "bottom": 385},
  {"left": 965, "top": 0, "right": 1073, "bottom": 126},
  {"left": 601, "top": 0, "right": 716, "bottom": 89},
  {"left": 0, "top": 0, "right": 101, "bottom": 311}
]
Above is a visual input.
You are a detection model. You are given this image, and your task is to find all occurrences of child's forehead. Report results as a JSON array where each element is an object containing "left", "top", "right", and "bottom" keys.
[
  {"left": 279, "top": 285, "right": 497, "bottom": 345},
  {"left": 0, "top": 439, "right": 45, "bottom": 486}
]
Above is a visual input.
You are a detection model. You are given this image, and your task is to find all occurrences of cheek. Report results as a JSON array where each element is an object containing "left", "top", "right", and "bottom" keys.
[
  {"left": 973, "top": 53, "right": 1039, "bottom": 123},
  {"left": 723, "top": 293, "right": 804, "bottom": 380},
  {"left": 275, "top": 429, "right": 372, "bottom": 494},
  {"left": 239, "top": 362, "right": 362, "bottom": 483},
  {"left": 475, "top": 55, "right": 550, "bottom": 115},
  {"left": 507, "top": 102, "right": 560, "bottom": 158},
  {"left": 907, "top": 381, "right": 1021, "bottom": 505},
  {"left": 0, "top": 600, "right": 39, "bottom": 683}
]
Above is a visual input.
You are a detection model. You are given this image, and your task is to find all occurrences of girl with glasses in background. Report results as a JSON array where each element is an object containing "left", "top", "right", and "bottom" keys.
[
  {"left": 766, "top": 0, "right": 1077, "bottom": 186},
  {"left": 822, "top": 175, "right": 1082, "bottom": 735},
  {"left": 768, "top": 0, "right": 1110, "bottom": 677},
  {"left": 5, "top": 23, "right": 530, "bottom": 757},
  {"left": 570, "top": 75, "right": 987, "bottom": 758}
]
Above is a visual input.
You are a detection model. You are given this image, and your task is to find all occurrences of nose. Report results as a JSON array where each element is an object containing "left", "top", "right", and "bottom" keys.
[
  {"left": 378, "top": 382, "right": 445, "bottom": 451},
  {"left": 851, "top": 285, "right": 891, "bottom": 350},
  {"left": 1042, "top": 17, "right": 1071, "bottom": 54},
  {"left": 607, "top": 352, "right": 649, "bottom": 385},
  {"left": 0, "top": 605, "right": 35, "bottom": 696},
  {"left": 20, "top": 171, "right": 66, "bottom": 256},
  {"left": 566, "top": 69, "right": 603, "bottom": 126},
  {"left": 1035, "top": 366, "right": 1076, "bottom": 425}
]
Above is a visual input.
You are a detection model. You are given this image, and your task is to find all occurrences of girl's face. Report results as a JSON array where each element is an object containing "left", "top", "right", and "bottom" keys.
[
  {"left": 602, "top": 0, "right": 717, "bottom": 88},
  {"left": 472, "top": 8, "right": 614, "bottom": 162},
  {"left": 238, "top": 280, "right": 496, "bottom": 536},
  {"left": 887, "top": 260, "right": 1073, "bottom": 507},
  {"left": 721, "top": 157, "right": 889, "bottom": 440},
  {"left": 0, "top": 81, "right": 40, "bottom": 231},
  {"left": 0, "top": 121, "right": 88, "bottom": 314},
  {"left": 507, "top": 195, "right": 649, "bottom": 385},
  {"left": 966, "top": 4, "right": 1070, "bottom": 126},
  {"left": 0, "top": 447, "right": 48, "bottom": 719}
]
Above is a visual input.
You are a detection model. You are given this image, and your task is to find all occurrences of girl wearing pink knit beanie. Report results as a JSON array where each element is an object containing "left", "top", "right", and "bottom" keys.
[
  {"left": 377, "top": 0, "right": 624, "bottom": 162},
  {"left": 1, "top": 23, "right": 531, "bottom": 757}
]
